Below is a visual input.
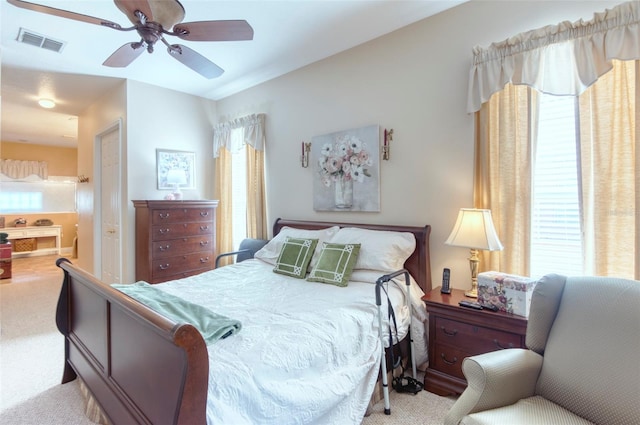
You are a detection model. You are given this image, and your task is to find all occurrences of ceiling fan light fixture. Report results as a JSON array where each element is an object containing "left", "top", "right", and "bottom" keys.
[{"left": 38, "top": 98, "right": 56, "bottom": 109}]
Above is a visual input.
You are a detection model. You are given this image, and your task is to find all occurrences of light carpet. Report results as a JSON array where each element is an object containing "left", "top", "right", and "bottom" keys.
[{"left": 0, "top": 256, "right": 456, "bottom": 424}]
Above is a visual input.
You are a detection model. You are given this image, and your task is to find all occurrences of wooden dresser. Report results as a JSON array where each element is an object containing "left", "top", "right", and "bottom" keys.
[
  {"left": 133, "top": 200, "right": 219, "bottom": 284},
  {"left": 422, "top": 287, "right": 528, "bottom": 396}
]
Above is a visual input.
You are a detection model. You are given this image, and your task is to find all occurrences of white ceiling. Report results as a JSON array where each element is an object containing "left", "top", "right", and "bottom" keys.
[{"left": 1, "top": 0, "right": 466, "bottom": 148}]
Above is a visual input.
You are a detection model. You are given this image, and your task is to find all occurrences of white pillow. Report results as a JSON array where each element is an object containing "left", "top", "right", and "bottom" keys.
[
  {"left": 328, "top": 227, "right": 416, "bottom": 272},
  {"left": 254, "top": 226, "right": 341, "bottom": 267}
]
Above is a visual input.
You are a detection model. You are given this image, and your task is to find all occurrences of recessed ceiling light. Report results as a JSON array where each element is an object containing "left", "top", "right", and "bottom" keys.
[{"left": 38, "top": 98, "right": 56, "bottom": 108}]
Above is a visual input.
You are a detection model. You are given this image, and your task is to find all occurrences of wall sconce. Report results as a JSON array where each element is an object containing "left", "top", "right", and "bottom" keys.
[
  {"left": 301, "top": 142, "right": 311, "bottom": 168},
  {"left": 383, "top": 128, "right": 393, "bottom": 160}
]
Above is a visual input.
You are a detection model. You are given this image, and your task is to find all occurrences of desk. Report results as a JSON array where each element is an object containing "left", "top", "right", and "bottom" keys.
[{"left": 2, "top": 225, "right": 62, "bottom": 257}]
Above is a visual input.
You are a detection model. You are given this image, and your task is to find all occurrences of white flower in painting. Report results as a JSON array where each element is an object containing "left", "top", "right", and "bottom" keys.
[
  {"left": 317, "top": 134, "right": 372, "bottom": 183},
  {"left": 351, "top": 165, "right": 367, "bottom": 183}
]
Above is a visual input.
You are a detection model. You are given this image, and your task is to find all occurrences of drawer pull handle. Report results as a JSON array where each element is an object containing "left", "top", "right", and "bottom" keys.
[
  {"left": 159, "top": 264, "right": 170, "bottom": 270},
  {"left": 200, "top": 257, "right": 210, "bottom": 263},
  {"left": 441, "top": 326, "right": 458, "bottom": 337},
  {"left": 440, "top": 353, "right": 458, "bottom": 365},
  {"left": 200, "top": 211, "right": 209, "bottom": 217},
  {"left": 158, "top": 244, "right": 170, "bottom": 251},
  {"left": 200, "top": 240, "right": 209, "bottom": 246},
  {"left": 494, "top": 339, "right": 514, "bottom": 350},
  {"left": 159, "top": 213, "right": 170, "bottom": 219},
  {"left": 159, "top": 228, "right": 170, "bottom": 234},
  {"left": 200, "top": 225, "right": 210, "bottom": 231}
]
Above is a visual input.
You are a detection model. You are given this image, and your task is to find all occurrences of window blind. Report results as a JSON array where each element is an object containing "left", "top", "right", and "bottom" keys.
[{"left": 530, "top": 94, "right": 583, "bottom": 278}]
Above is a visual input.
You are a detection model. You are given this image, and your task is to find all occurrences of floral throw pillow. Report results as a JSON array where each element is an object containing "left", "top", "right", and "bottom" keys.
[
  {"left": 307, "top": 243, "right": 361, "bottom": 287},
  {"left": 273, "top": 237, "right": 318, "bottom": 279}
]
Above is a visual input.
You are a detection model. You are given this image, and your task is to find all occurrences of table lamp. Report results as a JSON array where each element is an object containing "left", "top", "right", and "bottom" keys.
[
  {"left": 166, "top": 169, "right": 187, "bottom": 200},
  {"left": 445, "top": 208, "right": 503, "bottom": 298}
]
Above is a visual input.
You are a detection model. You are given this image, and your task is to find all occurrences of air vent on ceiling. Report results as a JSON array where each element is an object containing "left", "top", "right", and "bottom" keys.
[{"left": 17, "top": 28, "right": 65, "bottom": 53}]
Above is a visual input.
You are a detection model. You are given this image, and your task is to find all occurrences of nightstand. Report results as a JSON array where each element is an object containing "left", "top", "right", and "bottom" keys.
[{"left": 422, "top": 287, "right": 528, "bottom": 396}]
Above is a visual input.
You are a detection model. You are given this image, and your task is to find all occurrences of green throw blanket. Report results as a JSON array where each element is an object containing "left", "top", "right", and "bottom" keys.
[{"left": 112, "top": 281, "right": 241, "bottom": 344}]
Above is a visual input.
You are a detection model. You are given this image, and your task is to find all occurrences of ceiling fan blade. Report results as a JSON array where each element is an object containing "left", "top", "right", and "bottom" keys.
[
  {"left": 173, "top": 20, "right": 254, "bottom": 42},
  {"left": 103, "top": 43, "right": 145, "bottom": 68},
  {"left": 167, "top": 44, "right": 224, "bottom": 79},
  {"left": 7, "top": 0, "right": 122, "bottom": 29}
]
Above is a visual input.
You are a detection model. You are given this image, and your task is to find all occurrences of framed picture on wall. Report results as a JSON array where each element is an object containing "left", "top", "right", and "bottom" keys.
[
  {"left": 156, "top": 149, "right": 196, "bottom": 190},
  {"left": 312, "top": 124, "right": 381, "bottom": 212}
]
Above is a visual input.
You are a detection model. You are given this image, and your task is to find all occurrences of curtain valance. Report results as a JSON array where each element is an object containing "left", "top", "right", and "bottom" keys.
[
  {"left": 467, "top": 1, "right": 640, "bottom": 112},
  {"left": 0, "top": 159, "right": 48, "bottom": 180},
  {"left": 213, "top": 113, "right": 265, "bottom": 158}
]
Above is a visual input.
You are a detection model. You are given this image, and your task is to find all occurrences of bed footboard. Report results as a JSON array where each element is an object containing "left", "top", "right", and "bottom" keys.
[{"left": 55, "top": 258, "right": 208, "bottom": 425}]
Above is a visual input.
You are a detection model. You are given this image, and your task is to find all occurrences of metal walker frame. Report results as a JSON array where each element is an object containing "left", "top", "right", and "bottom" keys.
[{"left": 375, "top": 269, "right": 418, "bottom": 415}]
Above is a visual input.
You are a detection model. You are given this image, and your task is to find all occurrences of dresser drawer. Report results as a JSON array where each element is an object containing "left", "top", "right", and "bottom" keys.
[
  {"left": 151, "top": 252, "right": 214, "bottom": 279},
  {"left": 151, "top": 208, "right": 214, "bottom": 225},
  {"left": 152, "top": 222, "right": 214, "bottom": 241},
  {"left": 152, "top": 236, "right": 213, "bottom": 259},
  {"left": 434, "top": 316, "right": 522, "bottom": 353}
]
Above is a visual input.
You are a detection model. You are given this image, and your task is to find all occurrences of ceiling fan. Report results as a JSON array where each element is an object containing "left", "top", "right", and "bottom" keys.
[{"left": 7, "top": 0, "right": 254, "bottom": 78}]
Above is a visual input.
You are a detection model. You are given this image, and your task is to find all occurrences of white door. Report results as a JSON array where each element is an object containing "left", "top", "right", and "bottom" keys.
[{"left": 98, "top": 124, "right": 122, "bottom": 283}]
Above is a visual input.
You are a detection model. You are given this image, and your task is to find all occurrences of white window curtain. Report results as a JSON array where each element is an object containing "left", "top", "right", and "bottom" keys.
[
  {"left": 0, "top": 159, "right": 48, "bottom": 180},
  {"left": 213, "top": 113, "right": 265, "bottom": 158},
  {"left": 467, "top": 0, "right": 640, "bottom": 113}
]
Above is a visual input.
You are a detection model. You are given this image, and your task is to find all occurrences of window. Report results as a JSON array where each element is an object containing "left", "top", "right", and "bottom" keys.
[
  {"left": 530, "top": 94, "right": 583, "bottom": 278},
  {"left": 0, "top": 178, "right": 77, "bottom": 213}
]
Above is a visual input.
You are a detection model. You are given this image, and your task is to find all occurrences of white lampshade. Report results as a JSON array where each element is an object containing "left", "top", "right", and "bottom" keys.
[
  {"left": 445, "top": 208, "right": 503, "bottom": 251},
  {"left": 166, "top": 169, "right": 187, "bottom": 186}
]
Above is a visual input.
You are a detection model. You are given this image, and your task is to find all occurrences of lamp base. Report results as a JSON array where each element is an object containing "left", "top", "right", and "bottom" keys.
[{"left": 464, "top": 286, "right": 478, "bottom": 298}]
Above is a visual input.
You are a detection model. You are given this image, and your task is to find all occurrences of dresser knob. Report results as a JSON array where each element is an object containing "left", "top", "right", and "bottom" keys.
[
  {"left": 159, "top": 264, "right": 170, "bottom": 270},
  {"left": 200, "top": 257, "right": 210, "bottom": 263},
  {"left": 159, "top": 213, "right": 170, "bottom": 219},
  {"left": 200, "top": 225, "right": 209, "bottom": 231},
  {"left": 200, "top": 211, "right": 209, "bottom": 217},
  {"left": 440, "top": 353, "right": 458, "bottom": 365},
  {"left": 200, "top": 240, "right": 209, "bottom": 246},
  {"left": 158, "top": 244, "right": 170, "bottom": 251},
  {"left": 159, "top": 228, "right": 170, "bottom": 234}
]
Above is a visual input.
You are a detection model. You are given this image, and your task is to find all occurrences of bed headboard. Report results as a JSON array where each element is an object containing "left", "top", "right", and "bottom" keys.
[{"left": 273, "top": 218, "right": 432, "bottom": 293}]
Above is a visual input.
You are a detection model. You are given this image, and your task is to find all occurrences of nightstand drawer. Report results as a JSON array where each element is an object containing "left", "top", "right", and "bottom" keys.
[
  {"left": 434, "top": 316, "right": 522, "bottom": 353},
  {"left": 432, "top": 343, "right": 468, "bottom": 380}
]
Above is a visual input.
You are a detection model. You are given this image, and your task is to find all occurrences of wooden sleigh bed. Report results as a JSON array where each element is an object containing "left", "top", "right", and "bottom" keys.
[{"left": 55, "top": 218, "right": 432, "bottom": 424}]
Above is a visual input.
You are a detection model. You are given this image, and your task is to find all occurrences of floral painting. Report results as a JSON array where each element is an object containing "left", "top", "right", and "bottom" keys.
[{"left": 312, "top": 125, "right": 380, "bottom": 211}]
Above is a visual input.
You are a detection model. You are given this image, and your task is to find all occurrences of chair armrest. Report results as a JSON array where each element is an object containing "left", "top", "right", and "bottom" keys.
[
  {"left": 215, "top": 249, "right": 250, "bottom": 268},
  {"left": 444, "top": 348, "right": 543, "bottom": 425}
]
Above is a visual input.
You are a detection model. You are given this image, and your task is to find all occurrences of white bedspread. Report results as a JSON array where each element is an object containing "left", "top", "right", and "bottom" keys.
[{"left": 154, "top": 259, "right": 427, "bottom": 425}]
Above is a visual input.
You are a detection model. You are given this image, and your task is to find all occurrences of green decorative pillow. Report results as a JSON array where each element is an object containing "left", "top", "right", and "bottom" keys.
[
  {"left": 307, "top": 243, "right": 361, "bottom": 287},
  {"left": 273, "top": 237, "right": 318, "bottom": 278}
]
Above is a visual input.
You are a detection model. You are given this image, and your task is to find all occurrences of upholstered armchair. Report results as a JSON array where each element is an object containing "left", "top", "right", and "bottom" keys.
[
  {"left": 445, "top": 273, "right": 640, "bottom": 425},
  {"left": 215, "top": 238, "right": 268, "bottom": 268}
]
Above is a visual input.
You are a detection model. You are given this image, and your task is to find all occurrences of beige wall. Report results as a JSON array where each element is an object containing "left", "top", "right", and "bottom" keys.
[
  {"left": 215, "top": 0, "right": 622, "bottom": 290},
  {"left": 0, "top": 141, "right": 78, "bottom": 249}
]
